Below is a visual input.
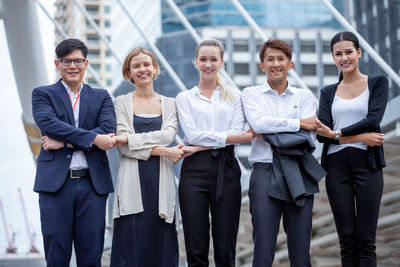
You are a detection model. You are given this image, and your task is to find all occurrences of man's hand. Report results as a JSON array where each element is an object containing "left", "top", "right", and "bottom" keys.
[
  {"left": 300, "top": 116, "right": 319, "bottom": 130},
  {"left": 93, "top": 133, "right": 116, "bottom": 150},
  {"left": 42, "top": 136, "right": 63, "bottom": 151},
  {"left": 113, "top": 135, "right": 128, "bottom": 145}
]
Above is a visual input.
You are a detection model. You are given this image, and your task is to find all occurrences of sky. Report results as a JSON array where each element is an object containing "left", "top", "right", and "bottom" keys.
[{"left": 0, "top": 1, "right": 55, "bottom": 255}]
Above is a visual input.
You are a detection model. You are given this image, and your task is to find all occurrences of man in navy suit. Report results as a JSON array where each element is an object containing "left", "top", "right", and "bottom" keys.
[{"left": 32, "top": 38, "right": 116, "bottom": 267}]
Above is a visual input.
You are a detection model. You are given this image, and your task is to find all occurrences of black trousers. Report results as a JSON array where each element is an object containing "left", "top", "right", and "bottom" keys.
[
  {"left": 325, "top": 147, "right": 383, "bottom": 267},
  {"left": 179, "top": 147, "right": 241, "bottom": 267},
  {"left": 249, "top": 163, "right": 313, "bottom": 267}
]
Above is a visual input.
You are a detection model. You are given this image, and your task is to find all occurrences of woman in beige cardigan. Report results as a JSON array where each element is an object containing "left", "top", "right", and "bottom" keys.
[{"left": 110, "top": 47, "right": 182, "bottom": 267}]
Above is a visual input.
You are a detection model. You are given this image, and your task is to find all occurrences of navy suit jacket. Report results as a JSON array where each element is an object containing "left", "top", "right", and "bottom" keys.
[{"left": 32, "top": 79, "right": 116, "bottom": 195}]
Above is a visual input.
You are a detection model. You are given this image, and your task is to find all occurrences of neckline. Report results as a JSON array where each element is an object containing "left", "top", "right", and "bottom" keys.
[
  {"left": 134, "top": 114, "right": 161, "bottom": 118},
  {"left": 335, "top": 86, "right": 369, "bottom": 100}
]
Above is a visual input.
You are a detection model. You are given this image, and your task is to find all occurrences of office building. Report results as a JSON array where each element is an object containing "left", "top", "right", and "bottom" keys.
[{"left": 55, "top": 0, "right": 113, "bottom": 89}]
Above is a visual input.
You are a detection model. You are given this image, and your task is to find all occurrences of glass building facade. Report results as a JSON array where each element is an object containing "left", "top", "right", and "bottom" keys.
[
  {"left": 162, "top": 0, "right": 343, "bottom": 33},
  {"left": 344, "top": 0, "right": 400, "bottom": 98}
]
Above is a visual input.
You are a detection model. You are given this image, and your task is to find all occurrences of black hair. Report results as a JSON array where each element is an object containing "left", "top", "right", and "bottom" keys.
[
  {"left": 55, "top": 38, "right": 88, "bottom": 59},
  {"left": 259, "top": 39, "right": 292, "bottom": 62},
  {"left": 330, "top": 31, "right": 360, "bottom": 82}
]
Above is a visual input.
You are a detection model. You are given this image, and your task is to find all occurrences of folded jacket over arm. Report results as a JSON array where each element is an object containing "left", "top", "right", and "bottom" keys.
[{"left": 263, "top": 129, "right": 326, "bottom": 207}]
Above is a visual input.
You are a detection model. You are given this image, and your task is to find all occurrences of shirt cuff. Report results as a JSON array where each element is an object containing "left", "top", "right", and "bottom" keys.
[
  {"left": 213, "top": 132, "right": 228, "bottom": 149},
  {"left": 128, "top": 134, "right": 140, "bottom": 150},
  {"left": 288, "top": 119, "right": 300, "bottom": 132}
]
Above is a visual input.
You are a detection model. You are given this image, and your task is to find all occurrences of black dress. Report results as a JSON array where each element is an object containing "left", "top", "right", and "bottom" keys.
[{"left": 110, "top": 115, "right": 179, "bottom": 267}]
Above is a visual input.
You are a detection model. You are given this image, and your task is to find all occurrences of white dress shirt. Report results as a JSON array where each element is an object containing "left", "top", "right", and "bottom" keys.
[
  {"left": 176, "top": 86, "right": 245, "bottom": 148},
  {"left": 241, "top": 81, "right": 317, "bottom": 165},
  {"left": 61, "top": 81, "right": 89, "bottom": 170}
]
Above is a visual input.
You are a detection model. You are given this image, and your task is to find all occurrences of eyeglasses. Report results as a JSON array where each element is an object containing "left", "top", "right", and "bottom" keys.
[{"left": 59, "top": 58, "right": 86, "bottom": 67}]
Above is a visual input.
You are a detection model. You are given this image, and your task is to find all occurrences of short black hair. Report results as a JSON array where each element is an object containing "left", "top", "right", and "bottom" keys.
[
  {"left": 259, "top": 39, "right": 292, "bottom": 62},
  {"left": 55, "top": 38, "right": 88, "bottom": 59}
]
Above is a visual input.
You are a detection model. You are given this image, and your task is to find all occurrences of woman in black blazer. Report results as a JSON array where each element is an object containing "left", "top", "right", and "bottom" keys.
[{"left": 316, "top": 31, "right": 388, "bottom": 267}]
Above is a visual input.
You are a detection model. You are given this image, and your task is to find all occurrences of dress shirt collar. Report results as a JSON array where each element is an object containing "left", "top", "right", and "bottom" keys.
[
  {"left": 192, "top": 85, "right": 221, "bottom": 101},
  {"left": 61, "top": 80, "right": 83, "bottom": 96},
  {"left": 193, "top": 85, "right": 221, "bottom": 96},
  {"left": 260, "top": 81, "right": 295, "bottom": 96}
]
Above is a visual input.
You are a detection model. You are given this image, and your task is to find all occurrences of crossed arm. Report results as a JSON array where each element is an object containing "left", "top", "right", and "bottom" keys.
[{"left": 32, "top": 87, "right": 117, "bottom": 151}]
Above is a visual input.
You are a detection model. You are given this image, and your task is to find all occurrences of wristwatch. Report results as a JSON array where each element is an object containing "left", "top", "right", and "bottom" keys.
[{"left": 334, "top": 130, "right": 340, "bottom": 140}]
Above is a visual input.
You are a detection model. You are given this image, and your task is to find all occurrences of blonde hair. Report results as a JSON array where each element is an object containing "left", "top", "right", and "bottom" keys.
[
  {"left": 195, "top": 39, "right": 235, "bottom": 103},
  {"left": 122, "top": 47, "right": 161, "bottom": 84}
]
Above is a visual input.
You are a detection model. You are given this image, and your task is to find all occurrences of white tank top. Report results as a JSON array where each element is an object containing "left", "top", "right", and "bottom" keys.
[{"left": 327, "top": 87, "right": 369, "bottom": 155}]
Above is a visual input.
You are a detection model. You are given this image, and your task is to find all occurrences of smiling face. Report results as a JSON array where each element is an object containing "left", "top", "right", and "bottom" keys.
[
  {"left": 195, "top": 45, "right": 224, "bottom": 80},
  {"left": 332, "top": 40, "right": 361, "bottom": 75},
  {"left": 55, "top": 49, "right": 88, "bottom": 88},
  {"left": 259, "top": 47, "right": 293, "bottom": 84},
  {"left": 128, "top": 53, "right": 158, "bottom": 85}
]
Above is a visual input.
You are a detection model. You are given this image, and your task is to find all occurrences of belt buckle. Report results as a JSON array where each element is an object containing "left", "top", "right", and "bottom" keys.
[{"left": 70, "top": 169, "right": 80, "bottom": 179}]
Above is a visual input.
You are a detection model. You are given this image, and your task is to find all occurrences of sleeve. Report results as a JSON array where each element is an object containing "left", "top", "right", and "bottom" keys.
[
  {"left": 114, "top": 97, "right": 152, "bottom": 160},
  {"left": 241, "top": 87, "right": 300, "bottom": 134},
  {"left": 316, "top": 85, "right": 339, "bottom": 145},
  {"left": 302, "top": 90, "right": 318, "bottom": 141},
  {"left": 176, "top": 92, "right": 227, "bottom": 148},
  {"left": 127, "top": 98, "right": 178, "bottom": 150},
  {"left": 300, "top": 90, "right": 317, "bottom": 119},
  {"left": 223, "top": 92, "right": 245, "bottom": 135},
  {"left": 340, "top": 76, "right": 388, "bottom": 136},
  {"left": 89, "top": 90, "right": 116, "bottom": 135},
  {"left": 32, "top": 87, "right": 97, "bottom": 150}
]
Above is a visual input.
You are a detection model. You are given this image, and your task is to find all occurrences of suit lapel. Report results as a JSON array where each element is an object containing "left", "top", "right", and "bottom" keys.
[
  {"left": 79, "top": 84, "right": 90, "bottom": 128},
  {"left": 56, "top": 80, "right": 75, "bottom": 125}
]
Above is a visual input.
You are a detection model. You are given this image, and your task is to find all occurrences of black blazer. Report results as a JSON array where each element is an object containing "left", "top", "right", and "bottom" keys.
[{"left": 317, "top": 75, "right": 388, "bottom": 170}]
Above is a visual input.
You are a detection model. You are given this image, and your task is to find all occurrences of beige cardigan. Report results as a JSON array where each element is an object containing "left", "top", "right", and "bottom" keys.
[{"left": 112, "top": 92, "right": 178, "bottom": 223}]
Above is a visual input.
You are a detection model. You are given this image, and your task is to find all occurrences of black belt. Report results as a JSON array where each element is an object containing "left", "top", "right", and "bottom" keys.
[
  {"left": 67, "top": 169, "right": 90, "bottom": 178},
  {"left": 210, "top": 145, "right": 236, "bottom": 202}
]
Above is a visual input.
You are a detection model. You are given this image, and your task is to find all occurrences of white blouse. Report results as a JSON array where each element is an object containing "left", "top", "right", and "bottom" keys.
[
  {"left": 175, "top": 86, "right": 245, "bottom": 148},
  {"left": 328, "top": 87, "right": 369, "bottom": 155}
]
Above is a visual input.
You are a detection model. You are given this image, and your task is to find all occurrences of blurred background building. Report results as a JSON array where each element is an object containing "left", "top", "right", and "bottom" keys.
[
  {"left": 156, "top": 0, "right": 345, "bottom": 97},
  {"left": 343, "top": 0, "right": 400, "bottom": 98},
  {"left": 55, "top": 0, "right": 114, "bottom": 89}
]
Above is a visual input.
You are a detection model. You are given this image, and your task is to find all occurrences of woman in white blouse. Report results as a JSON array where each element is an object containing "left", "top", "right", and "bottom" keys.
[
  {"left": 110, "top": 47, "right": 182, "bottom": 267},
  {"left": 176, "top": 39, "right": 254, "bottom": 267}
]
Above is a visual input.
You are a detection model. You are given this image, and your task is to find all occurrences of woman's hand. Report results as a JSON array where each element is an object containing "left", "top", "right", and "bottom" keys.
[
  {"left": 249, "top": 128, "right": 263, "bottom": 140},
  {"left": 152, "top": 144, "right": 184, "bottom": 164},
  {"left": 358, "top": 132, "right": 384, "bottom": 146},
  {"left": 315, "top": 120, "right": 336, "bottom": 138},
  {"left": 227, "top": 129, "right": 255, "bottom": 144},
  {"left": 114, "top": 135, "right": 128, "bottom": 145},
  {"left": 181, "top": 145, "right": 210, "bottom": 158}
]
